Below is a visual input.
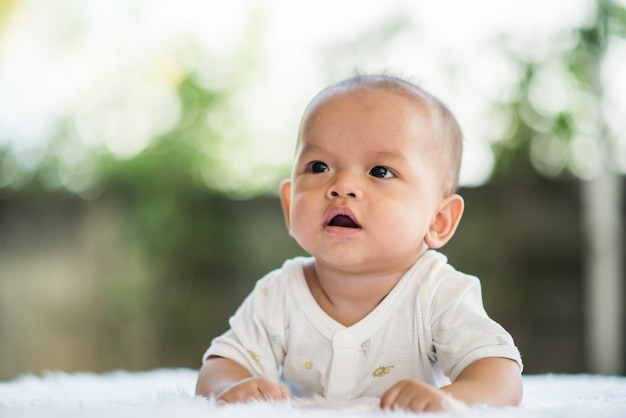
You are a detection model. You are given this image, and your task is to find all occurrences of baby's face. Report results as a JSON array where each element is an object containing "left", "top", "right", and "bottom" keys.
[{"left": 283, "top": 88, "right": 448, "bottom": 274}]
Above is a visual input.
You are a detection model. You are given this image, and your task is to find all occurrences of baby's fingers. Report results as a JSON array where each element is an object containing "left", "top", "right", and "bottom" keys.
[
  {"left": 381, "top": 387, "right": 420, "bottom": 411},
  {"left": 380, "top": 380, "right": 445, "bottom": 412},
  {"left": 256, "top": 380, "right": 291, "bottom": 401},
  {"left": 217, "top": 377, "right": 289, "bottom": 404},
  {"left": 380, "top": 381, "right": 413, "bottom": 409}
]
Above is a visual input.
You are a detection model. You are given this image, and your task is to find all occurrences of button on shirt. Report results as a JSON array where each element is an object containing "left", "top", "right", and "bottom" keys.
[{"left": 204, "top": 250, "right": 522, "bottom": 400}]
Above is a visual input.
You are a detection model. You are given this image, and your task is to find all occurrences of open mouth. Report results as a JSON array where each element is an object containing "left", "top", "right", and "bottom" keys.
[
  {"left": 328, "top": 215, "right": 360, "bottom": 228},
  {"left": 324, "top": 207, "right": 361, "bottom": 230}
]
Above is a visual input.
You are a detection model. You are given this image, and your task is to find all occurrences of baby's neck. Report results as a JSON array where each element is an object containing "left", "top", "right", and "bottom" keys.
[{"left": 303, "top": 259, "right": 411, "bottom": 327}]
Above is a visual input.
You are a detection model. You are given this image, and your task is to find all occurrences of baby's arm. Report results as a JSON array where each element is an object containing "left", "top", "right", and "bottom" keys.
[
  {"left": 380, "top": 357, "right": 522, "bottom": 412},
  {"left": 195, "top": 356, "right": 290, "bottom": 403}
]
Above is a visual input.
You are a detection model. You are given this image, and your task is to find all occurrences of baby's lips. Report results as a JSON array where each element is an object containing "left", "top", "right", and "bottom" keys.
[{"left": 323, "top": 206, "right": 361, "bottom": 227}]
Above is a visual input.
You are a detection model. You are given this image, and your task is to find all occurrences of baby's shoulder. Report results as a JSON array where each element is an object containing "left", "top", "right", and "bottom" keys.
[
  {"left": 250, "top": 256, "right": 311, "bottom": 297},
  {"left": 241, "top": 257, "right": 312, "bottom": 321},
  {"left": 413, "top": 251, "right": 481, "bottom": 300}
]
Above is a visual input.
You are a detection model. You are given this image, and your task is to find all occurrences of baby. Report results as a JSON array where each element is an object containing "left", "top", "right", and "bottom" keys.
[{"left": 195, "top": 74, "right": 523, "bottom": 412}]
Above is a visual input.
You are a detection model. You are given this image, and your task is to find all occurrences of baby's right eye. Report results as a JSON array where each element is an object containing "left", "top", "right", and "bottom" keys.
[{"left": 307, "top": 161, "right": 329, "bottom": 173}]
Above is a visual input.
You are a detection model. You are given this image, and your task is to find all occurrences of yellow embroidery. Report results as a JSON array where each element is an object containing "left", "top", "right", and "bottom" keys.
[
  {"left": 305, "top": 361, "right": 313, "bottom": 370},
  {"left": 372, "top": 366, "right": 393, "bottom": 377},
  {"left": 261, "top": 288, "right": 269, "bottom": 296},
  {"left": 248, "top": 350, "right": 262, "bottom": 362}
]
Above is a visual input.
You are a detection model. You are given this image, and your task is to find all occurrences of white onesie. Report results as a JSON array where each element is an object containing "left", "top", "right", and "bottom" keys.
[{"left": 204, "top": 250, "right": 522, "bottom": 400}]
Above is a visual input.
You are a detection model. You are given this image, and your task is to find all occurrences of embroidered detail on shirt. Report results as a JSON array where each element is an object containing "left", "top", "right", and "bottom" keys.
[
  {"left": 431, "top": 263, "right": 439, "bottom": 270},
  {"left": 360, "top": 339, "right": 371, "bottom": 356},
  {"left": 261, "top": 288, "right": 269, "bottom": 296},
  {"left": 248, "top": 350, "right": 262, "bottom": 362},
  {"left": 372, "top": 365, "right": 393, "bottom": 377},
  {"left": 270, "top": 334, "right": 282, "bottom": 345},
  {"left": 305, "top": 361, "right": 313, "bottom": 370}
]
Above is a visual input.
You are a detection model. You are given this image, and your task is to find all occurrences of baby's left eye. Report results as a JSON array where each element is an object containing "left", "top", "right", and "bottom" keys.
[{"left": 369, "top": 166, "right": 394, "bottom": 179}]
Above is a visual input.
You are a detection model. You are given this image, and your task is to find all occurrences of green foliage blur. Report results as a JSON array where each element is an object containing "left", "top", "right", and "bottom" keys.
[
  {"left": 0, "top": 73, "right": 304, "bottom": 375},
  {"left": 97, "top": 78, "right": 304, "bottom": 365},
  {"left": 0, "top": 0, "right": 624, "bottom": 378}
]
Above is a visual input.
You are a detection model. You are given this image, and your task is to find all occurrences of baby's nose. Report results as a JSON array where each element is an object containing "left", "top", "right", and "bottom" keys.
[
  {"left": 327, "top": 173, "right": 361, "bottom": 199},
  {"left": 329, "top": 190, "right": 357, "bottom": 198}
]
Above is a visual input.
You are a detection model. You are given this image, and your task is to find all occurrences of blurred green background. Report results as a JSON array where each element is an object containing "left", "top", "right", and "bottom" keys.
[{"left": 0, "top": 0, "right": 624, "bottom": 380}]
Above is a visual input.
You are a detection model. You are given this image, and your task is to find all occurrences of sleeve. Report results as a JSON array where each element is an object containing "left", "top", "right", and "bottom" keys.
[
  {"left": 202, "top": 270, "right": 288, "bottom": 385},
  {"left": 429, "top": 271, "right": 523, "bottom": 382}
]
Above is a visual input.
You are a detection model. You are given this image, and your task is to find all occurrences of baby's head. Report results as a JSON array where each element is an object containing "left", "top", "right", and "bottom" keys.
[
  {"left": 296, "top": 74, "right": 463, "bottom": 195},
  {"left": 281, "top": 74, "right": 466, "bottom": 271}
]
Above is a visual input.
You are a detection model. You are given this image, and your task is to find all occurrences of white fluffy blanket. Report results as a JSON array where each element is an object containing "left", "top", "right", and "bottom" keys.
[{"left": 1, "top": 369, "right": 625, "bottom": 417}]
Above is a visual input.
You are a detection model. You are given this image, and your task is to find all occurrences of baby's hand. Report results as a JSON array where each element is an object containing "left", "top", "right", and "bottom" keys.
[
  {"left": 380, "top": 379, "right": 453, "bottom": 412},
  {"left": 216, "top": 376, "right": 290, "bottom": 404}
]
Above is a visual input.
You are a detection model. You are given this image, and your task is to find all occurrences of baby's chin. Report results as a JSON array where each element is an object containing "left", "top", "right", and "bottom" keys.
[{"left": 312, "top": 254, "right": 407, "bottom": 274}]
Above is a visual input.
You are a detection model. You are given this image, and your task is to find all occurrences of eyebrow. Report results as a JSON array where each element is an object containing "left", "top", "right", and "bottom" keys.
[
  {"left": 370, "top": 149, "right": 409, "bottom": 162},
  {"left": 297, "top": 143, "right": 324, "bottom": 156},
  {"left": 298, "top": 143, "right": 409, "bottom": 164}
]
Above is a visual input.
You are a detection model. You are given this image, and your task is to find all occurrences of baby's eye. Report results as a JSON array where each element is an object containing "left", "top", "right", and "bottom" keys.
[
  {"left": 308, "top": 161, "right": 329, "bottom": 173},
  {"left": 369, "top": 166, "right": 394, "bottom": 178}
]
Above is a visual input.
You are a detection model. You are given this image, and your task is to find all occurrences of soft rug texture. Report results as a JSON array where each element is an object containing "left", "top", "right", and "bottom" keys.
[{"left": 1, "top": 369, "right": 625, "bottom": 417}]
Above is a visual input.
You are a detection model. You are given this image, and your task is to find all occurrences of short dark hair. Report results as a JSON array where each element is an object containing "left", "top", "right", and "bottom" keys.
[{"left": 298, "top": 74, "right": 463, "bottom": 193}]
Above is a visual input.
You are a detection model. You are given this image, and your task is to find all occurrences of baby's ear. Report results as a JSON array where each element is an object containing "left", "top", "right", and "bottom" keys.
[
  {"left": 424, "top": 194, "right": 464, "bottom": 249},
  {"left": 280, "top": 180, "right": 292, "bottom": 233}
]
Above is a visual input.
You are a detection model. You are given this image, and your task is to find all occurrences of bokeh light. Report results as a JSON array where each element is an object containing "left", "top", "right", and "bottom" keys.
[{"left": 2, "top": 0, "right": 619, "bottom": 197}]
